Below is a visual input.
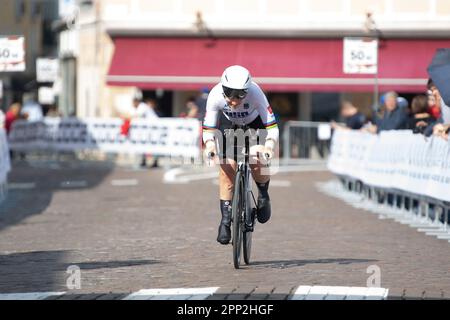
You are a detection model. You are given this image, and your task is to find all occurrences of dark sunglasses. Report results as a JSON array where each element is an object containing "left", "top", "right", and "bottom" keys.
[{"left": 222, "top": 86, "right": 248, "bottom": 99}]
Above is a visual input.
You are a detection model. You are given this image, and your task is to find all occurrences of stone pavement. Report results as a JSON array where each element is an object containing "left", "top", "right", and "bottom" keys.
[{"left": 0, "top": 159, "right": 449, "bottom": 299}]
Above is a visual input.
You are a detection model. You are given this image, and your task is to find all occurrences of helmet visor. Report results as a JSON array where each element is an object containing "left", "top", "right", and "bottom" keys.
[{"left": 222, "top": 86, "right": 248, "bottom": 99}]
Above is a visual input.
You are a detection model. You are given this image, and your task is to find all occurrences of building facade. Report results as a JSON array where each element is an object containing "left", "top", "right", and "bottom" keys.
[
  {"left": 0, "top": 0, "right": 58, "bottom": 111},
  {"left": 63, "top": 0, "right": 450, "bottom": 121}
]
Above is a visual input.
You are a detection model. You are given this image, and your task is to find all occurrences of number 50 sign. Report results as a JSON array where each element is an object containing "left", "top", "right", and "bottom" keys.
[
  {"left": 0, "top": 36, "right": 26, "bottom": 72},
  {"left": 343, "top": 37, "right": 378, "bottom": 74}
]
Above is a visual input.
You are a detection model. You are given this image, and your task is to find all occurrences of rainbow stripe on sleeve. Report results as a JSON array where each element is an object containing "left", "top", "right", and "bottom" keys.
[
  {"left": 202, "top": 124, "right": 217, "bottom": 131},
  {"left": 265, "top": 120, "right": 278, "bottom": 130}
]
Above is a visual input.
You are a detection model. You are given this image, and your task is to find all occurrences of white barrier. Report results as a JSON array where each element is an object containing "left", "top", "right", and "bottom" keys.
[
  {"left": 8, "top": 117, "right": 202, "bottom": 158},
  {"left": 0, "top": 128, "right": 11, "bottom": 203},
  {"left": 328, "top": 129, "right": 450, "bottom": 202}
]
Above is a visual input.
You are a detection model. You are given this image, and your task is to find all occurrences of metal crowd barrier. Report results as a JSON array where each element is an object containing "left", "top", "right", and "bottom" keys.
[
  {"left": 339, "top": 175, "right": 450, "bottom": 238},
  {"left": 282, "top": 121, "right": 332, "bottom": 162},
  {"left": 327, "top": 129, "right": 450, "bottom": 238}
]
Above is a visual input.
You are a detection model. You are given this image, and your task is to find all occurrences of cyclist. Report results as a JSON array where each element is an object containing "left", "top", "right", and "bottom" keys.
[{"left": 203, "top": 65, "right": 279, "bottom": 245}]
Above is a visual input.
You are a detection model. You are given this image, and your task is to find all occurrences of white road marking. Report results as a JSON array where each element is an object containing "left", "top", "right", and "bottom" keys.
[
  {"left": 304, "top": 286, "right": 330, "bottom": 300},
  {"left": 179, "top": 172, "right": 217, "bottom": 182},
  {"left": 365, "top": 287, "right": 390, "bottom": 300},
  {"left": 325, "top": 286, "right": 365, "bottom": 300},
  {"left": 0, "top": 286, "right": 389, "bottom": 300},
  {"left": 290, "top": 286, "right": 312, "bottom": 300},
  {"left": 111, "top": 179, "right": 138, "bottom": 187},
  {"left": 123, "top": 287, "right": 219, "bottom": 300},
  {"left": 0, "top": 292, "right": 65, "bottom": 300},
  {"left": 328, "top": 286, "right": 370, "bottom": 300},
  {"left": 291, "top": 286, "right": 388, "bottom": 300},
  {"left": 163, "top": 168, "right": 187, "bottom": 184},
  {"left": 269, "top": 180, "right": 292, "bottom": 187},
  {"left": 60, "top": 181, "right": 88, "bottom": 188},
  {"left": 8, "top": 182, "right": 36, "bottom": 190},
  {"left": 163, "top": 164, "right": 327, "bottom": 185}
]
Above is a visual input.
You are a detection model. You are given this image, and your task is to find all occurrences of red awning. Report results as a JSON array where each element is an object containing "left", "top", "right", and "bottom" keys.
[{"left": 107, "top": 37, "right": 450, "bottom": 92}]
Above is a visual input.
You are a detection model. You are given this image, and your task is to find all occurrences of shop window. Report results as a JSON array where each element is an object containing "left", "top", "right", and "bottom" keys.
[
  {"left": 31, "top": 0, "right": 41, "bottom": 20},
  {"left": 267, "top": 92, "right": 298, "bottom": 121},
  {"left": 15, "top": 0, "right": 26, "bottom": 22},
  {"left": 142, "top": 90, "right": 173, "bottom": 117},
  {"left": 311, "top": 92, "right": 340, "bottom": 122}
]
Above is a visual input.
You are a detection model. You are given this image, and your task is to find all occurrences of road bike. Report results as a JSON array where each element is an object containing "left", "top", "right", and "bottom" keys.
[{"left": 208, "top": 125, "right": 270, "bottom": 269}]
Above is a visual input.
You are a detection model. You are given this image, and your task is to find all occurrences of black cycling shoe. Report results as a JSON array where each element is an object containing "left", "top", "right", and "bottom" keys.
[
  {"left": 217, "top": 202, "right": 232, "bottom": 244},
  {"left": 257, "top": 196, "right": 271, "bottom": 224},
  {"left": 217, "top": 224, "right": 231, "bottom": 244}
]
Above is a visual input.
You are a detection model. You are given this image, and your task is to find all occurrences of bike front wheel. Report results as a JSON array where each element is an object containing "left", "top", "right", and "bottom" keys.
[{"left": 232, "top": 171, "right": 244, "bottom": 269}]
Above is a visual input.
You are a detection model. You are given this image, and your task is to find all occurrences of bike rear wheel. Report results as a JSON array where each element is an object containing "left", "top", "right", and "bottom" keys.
[
  {"left": 243, "top": 229, "right": 252, "bottom": 265},
  {"left": 232, "top": 171, "right": 244, "bottom": 269}
]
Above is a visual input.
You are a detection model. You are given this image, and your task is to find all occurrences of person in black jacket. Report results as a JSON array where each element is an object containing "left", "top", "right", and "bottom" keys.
[{"left": 408, "top": 95, "right": 435, "bottom": 134}]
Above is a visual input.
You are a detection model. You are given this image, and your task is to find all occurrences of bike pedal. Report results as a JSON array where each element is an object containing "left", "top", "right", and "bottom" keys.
[{"left": 244, "top": 223, "right": 254, "bottom": 232}]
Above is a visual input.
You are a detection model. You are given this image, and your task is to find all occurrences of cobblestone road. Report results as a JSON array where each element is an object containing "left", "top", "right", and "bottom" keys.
[{"left": 0, "top": 159, "right": 449, "bottom": 299}]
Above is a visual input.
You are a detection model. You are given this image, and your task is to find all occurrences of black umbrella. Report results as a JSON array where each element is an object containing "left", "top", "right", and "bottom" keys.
[{"left": 427, "top": 48, "right": 450, "bottom": 106}]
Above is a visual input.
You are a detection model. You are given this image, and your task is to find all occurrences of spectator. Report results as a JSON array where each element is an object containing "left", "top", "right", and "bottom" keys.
[
  {"left": 331, "top": 100, "right": 366, "bottom": 130},
  {"left": 427, "top": 89, "right": 441, "bottom": 120},
  {"left": 136, "top": 98, "right": 161, "bottom": 168},
  {"left": 195, "top": 88, "right": 209, "bottom": 120},
  {"left": 4, "top": 103, "right": 26, "bottom": 160},
  {"left": 0, "top": 108, "right": 5, "bottom": 129},
  {"left": 407, "top": 95, "right": 434, "bottom": 134},
  {"left": 432, "top": 122, "right": 449, "bottom": 140},
  {"left": 145, "top": 98, "right": 162, "bottom": 168},
  {"left": 21, "top": 94, "right": 43, "bottom": 122},
  {"left": 5, "top": 103, "right": 22, "bottom": 134},
  {"left": 429, "top": 79, "right": 450, "bottom": 124},
  {"left": 131, "top": 98, "right": 158, "bottom": 119},
  {"left": 144, "top": 98, "right": 163, "bottom": 118},
  {"left": 371, "top": 91, "right": 409, "bottom": 133},
  {"left": 46, "top": 105, "right": 62, "bottom": 118},
  {"left": 180, "top": 97, "right": 199, "bottom": 119},
  {"left": 428, "top": 79, "right": 450, "bottom": 140}
]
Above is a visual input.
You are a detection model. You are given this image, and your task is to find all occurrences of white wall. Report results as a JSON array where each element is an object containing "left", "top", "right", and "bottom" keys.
[{"left": 102, "top": 0, "right": 450, "bottom": 36}]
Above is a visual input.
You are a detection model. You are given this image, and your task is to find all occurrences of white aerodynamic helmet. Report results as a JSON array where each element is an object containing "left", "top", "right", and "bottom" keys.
[{"left": 221, "top": 65, "right": 252, "bottom": 99}]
